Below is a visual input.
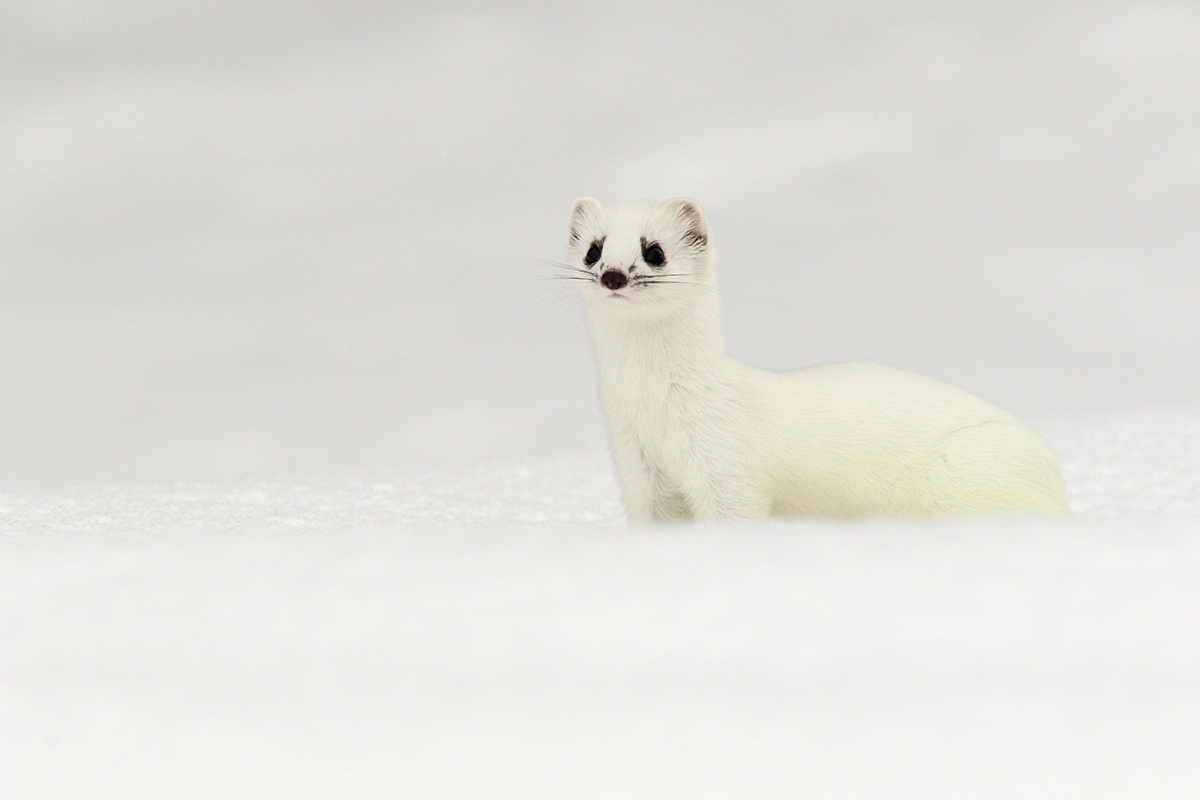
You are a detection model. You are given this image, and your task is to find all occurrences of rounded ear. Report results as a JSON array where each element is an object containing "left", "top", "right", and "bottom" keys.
[
  {"left": 662, "top": 197, "right": 708, "bottom": 249},
  {"left": 569, "top": 197, "right": 602, "bottom": 245}
]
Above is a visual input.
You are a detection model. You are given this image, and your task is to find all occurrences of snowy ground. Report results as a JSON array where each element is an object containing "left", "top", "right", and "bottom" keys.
[{"left": 3, "top": 411, "right": 1199, "bottom": 798}]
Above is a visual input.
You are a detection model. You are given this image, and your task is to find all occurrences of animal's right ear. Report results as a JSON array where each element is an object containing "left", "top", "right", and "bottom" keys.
[{"left": 569, "top": 197, "right": 601, "bottom": 246}]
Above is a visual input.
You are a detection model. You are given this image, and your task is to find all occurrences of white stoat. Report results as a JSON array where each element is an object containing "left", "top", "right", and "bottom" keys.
[{"left": 567, "top": 197, "right": 1067, "bottom": 523}]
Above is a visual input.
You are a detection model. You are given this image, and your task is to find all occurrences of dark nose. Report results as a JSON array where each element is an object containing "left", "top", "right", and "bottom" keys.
[{"left": 600, "top": 270, "right": 628, "bottom": 291}]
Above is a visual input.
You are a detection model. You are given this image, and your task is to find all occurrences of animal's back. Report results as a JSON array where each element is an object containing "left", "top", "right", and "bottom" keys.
[{"left": 744, "top": 361, "right": 1068, "bottom": 517}]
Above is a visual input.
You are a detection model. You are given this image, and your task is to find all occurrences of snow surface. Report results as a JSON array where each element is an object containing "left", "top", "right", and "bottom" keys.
[{"left": 3, "top": 411, "right": 1199, "bottom": 798}]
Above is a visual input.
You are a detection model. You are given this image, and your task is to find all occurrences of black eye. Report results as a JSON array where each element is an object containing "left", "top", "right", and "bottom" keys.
[
  {"left": 584, "top": 241, "right": 602, "bottom": 266},
  {"left": 642, "top": 242, "right": 665, "bottom": 267}
]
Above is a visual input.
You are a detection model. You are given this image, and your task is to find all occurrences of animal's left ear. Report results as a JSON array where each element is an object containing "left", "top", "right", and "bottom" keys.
[{"left": 663, "top": 198, "right": 708, "bottom": 250}]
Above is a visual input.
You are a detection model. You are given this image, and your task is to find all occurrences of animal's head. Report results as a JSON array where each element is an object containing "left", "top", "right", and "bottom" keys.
[{"left": 567, "top": 198, "right": 715, "bottom": 316}]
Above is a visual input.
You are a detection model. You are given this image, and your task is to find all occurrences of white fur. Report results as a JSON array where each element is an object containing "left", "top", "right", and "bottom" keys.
[{"left": 568, "top": 198, "right": 1068, "bottom": 523}]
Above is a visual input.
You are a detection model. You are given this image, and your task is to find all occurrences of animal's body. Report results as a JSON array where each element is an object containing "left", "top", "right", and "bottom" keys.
[{"left": 568, "top": 198, "right": 1068, "bottom": 523}]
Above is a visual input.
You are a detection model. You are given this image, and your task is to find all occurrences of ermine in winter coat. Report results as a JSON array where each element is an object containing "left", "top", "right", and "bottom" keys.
[{"left": 567, "top": 197, "right": 1068, "bottom": 523}]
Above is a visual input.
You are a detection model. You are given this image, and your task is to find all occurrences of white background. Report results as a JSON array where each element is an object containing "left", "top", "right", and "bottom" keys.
[{"left": 3, "top": 0, "right": 1198, "bottom": 486}]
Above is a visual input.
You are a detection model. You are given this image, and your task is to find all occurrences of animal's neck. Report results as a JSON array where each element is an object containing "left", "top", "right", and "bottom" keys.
[{"left": 588, "top": 300, "right": 728, "bottom": 388}]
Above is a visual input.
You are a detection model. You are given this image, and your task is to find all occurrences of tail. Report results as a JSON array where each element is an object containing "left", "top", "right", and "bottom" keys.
[{"left": 929, "top": 421, "right": 1069, "bottom": 515}]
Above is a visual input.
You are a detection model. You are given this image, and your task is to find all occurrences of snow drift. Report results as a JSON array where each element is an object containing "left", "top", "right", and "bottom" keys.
[{"left": 2, "top": 411, "right": 1198, "bottom": 798}]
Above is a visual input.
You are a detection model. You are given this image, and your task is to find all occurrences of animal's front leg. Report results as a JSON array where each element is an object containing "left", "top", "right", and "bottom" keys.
[
  {"left": 609, "top": 432, "right": 694, "bottom": 524},
  {"left": 607, "top": 432, "right": 662, "bottom": 524},
  {"left": 675, "top": 438, "right": 768, "bottom": 521},
  {"left": 684, "top": 477, "right": 766, "bottom": 521}
]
